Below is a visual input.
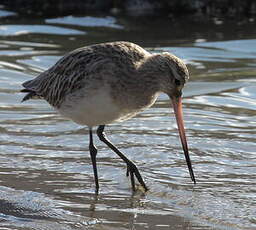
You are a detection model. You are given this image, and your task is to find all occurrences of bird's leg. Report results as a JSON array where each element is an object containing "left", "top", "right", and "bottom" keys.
[
  {"left": 89, "top": 128, "right": 99, "bottom": 193},
  {"left": 97, "top": 125, "right": 148, "bottom": 192}
]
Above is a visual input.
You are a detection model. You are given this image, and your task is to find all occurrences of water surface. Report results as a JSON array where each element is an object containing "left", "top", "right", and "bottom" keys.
[{"left": 0, "top": 12, "right": 255, "bottom": 230}]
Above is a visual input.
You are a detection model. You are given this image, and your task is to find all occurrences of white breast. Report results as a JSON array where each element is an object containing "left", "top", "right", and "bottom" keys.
[{"left": 57, "top": 86, "right": 141, "bottom": 127}]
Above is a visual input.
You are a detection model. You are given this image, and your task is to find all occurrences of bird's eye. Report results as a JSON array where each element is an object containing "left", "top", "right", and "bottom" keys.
[{"left": 175, "top": 79, "right": 181, "bottom": 86}]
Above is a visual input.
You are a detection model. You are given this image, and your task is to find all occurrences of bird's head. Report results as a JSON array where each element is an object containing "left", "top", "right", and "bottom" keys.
[{"left": 151, "top": 52, "right": 189, "bottom": 96}]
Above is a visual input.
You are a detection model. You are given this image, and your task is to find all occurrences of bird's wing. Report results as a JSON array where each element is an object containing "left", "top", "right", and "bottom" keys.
[
  {"left": 22, "top": 42, "right": 148, "bottom": 107},
  {"left": 22, "top": 46, "right": 111, "bottom": 107}
]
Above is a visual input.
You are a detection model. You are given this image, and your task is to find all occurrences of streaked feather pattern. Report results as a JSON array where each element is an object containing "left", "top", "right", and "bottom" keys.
[{"left": 22, "top": 41, "right": 148, "bottom": 108}]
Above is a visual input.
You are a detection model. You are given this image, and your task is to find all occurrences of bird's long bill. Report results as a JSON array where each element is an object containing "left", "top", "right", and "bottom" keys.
[{"left": 171, "top": 96, "right": 196, "bottom": 184}]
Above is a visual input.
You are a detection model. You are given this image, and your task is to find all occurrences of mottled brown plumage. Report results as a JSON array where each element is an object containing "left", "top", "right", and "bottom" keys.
[
  {"left": 21, "top": 41, "right": 195, "bottom": 192},
  {"left": 22, "top": 42, "right": 188, "bottom": 109}
]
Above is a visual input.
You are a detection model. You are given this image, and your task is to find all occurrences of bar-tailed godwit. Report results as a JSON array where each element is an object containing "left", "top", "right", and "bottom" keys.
[{"left": 21, "top": 41, "right": 196, "bottom": 192}]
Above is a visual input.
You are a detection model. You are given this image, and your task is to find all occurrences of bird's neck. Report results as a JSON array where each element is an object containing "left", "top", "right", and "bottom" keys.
[{"left": 137, "top": 54, "right": 167, "bottom": 93}]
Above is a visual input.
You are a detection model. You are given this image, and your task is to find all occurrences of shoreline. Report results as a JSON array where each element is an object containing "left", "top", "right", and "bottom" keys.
[{"left": 0, "top": 0, "right": 255, "bottom": 18}]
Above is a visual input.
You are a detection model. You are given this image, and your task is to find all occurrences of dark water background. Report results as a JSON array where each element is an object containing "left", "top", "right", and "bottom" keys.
[{"left": 0, "top": 9, "right": 256, "bottom": 230}]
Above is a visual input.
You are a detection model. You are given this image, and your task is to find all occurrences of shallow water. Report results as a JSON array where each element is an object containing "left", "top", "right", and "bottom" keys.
[{"left": 0, "top": 10, "right": 256, "bottom": 230}]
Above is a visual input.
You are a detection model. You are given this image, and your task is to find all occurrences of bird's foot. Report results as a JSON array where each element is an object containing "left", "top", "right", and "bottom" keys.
[{"left": 126, "top": 161, "right": 148, "bottom": 192}]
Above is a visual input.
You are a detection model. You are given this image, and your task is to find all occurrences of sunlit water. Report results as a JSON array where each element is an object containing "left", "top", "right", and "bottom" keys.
[{"left": 0, "top": 10, "right": 255, "bottom": 230}]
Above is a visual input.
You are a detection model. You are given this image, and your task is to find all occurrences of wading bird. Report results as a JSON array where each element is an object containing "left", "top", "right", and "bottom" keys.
[{"left": 21, "top": 41, "right": 196, "bottom": 192}]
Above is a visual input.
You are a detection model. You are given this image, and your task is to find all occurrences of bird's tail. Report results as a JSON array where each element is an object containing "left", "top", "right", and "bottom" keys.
[{"left": 20, "top": 89, "right": 37, "bottom": 102}]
